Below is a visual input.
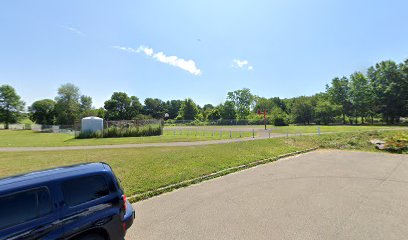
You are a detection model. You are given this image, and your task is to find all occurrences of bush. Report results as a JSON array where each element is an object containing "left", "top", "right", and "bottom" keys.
[
  {"left": 76, "top": 124, "right": 162, "bottom": 139},
  {"left": 273, "top": 117, "right": 288, "bottom": 126},
  {"left": 76, "top": 130, "right": 104, "bottom": 139},
  {"left": 383, "top": 133, "right": 408, "bottom": 153}
]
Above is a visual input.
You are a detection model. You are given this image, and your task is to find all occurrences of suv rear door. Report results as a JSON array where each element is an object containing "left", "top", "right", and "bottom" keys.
[{"left": 60, "top": 174, "right": 122, "bottom": 239}]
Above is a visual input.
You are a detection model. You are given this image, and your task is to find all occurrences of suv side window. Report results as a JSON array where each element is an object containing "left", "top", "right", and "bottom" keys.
[
  {"left": 62, "top": 175, "right": 109, "bottom": 207},
  {"left": 0, "top": 188, "right": 52, "bottom": 230}
]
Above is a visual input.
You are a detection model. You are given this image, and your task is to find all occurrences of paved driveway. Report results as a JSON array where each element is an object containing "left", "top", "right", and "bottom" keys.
[{"left": 127, "top": 150, "right": 408, "bottom": 240}]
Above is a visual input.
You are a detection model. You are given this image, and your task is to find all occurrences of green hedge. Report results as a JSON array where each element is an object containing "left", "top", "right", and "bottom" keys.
[{"left": 76, "top": 125, "right": 162, "bottom": 139}]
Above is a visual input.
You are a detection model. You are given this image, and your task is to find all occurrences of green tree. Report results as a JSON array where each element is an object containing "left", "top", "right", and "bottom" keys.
[
  {"left": 220, "top": 101, "right": 236, "bottom": 120},
  {"left": 290, "top": 96, "right": 314, "bottom": 124},
  {"left": 349, "top": 72, "right": 371, "bottom": 124},
  {"left": 179, "top": 98, "right": 199, "bottom": 120},
  {"left": 166, "top": 100, "right": 182, "bottom": 119},
  {"left": 314, "top": 98, "right": 340, "bottom": 125},
  {"left": 326, "top": 77, "right": 352, "bottom": 124},
  {"left": 400, "top": 59, "right": 408, "bottom": 116},
  {"left": 129, "top": 96, "right": 143, "bottom": 118},
  {"left": 207, "top": 107, "right": 221, "bottom": 121},
  {"left": 0, "top": 85, "right": 25, "bottom": 129},
  {"left": 254, "top": 96, "right": 287, "bottom": 114},
  {"left": 104, "top": 92, "right": 134, "bottom": 120},
  {"left": 227, "top": 88, "right": 254, "bottom": 120},
  {"left": 269, "top": 106, "right": 289, "bottom": 126},
  {"left": 54, "top": 83, "right": 81, "bottom": 125},
  {"left": 96, "top": 107, "right": 106, "bottom": 119},
  {"left": 78, "top": 95, "right": 94, "bottom": 118},
  {"left": 28, "top": 99, "right": 56, "bottom": 125},
  {"left": 143, "top": 98, "right": 166, "bottom": 119},
  {"left": 367, "top": 61, "right": 405, "bottom": 124},
  {"left": 201, "top": 104, "right": 214, "bottom": 120},
  {"left": 80, "top": 95, "right": 92, "bottom": 112}
]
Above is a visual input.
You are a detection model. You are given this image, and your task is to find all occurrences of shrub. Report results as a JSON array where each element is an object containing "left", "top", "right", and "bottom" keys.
[
  {"left": 76, "top": 124, "right": 162, "bottom": 139},
  {"left": 273, "top": 117, "right": 288, "bottom": 126},
  {"left": 383, "top": 133, "right": 408, "bottom": 153},
  {"left": 76, "top": 130, "right": 104, "bottom": 139}
]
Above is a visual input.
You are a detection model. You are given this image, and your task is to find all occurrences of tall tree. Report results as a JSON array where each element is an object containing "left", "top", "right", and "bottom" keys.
[
  {"left": 400, "top": 59, "right": 408, "bottom": 117},
  {"left": 227, "top": 88, "right": 254, "bottom": 120},
  {"left": 28, "top": 99, "right": 56, "bottom": 125},
  {"left": 326, "top": 77, "right": 352, "bottom": 124},
  {"left": 129, "top": 96, "right": 143, "bottom": 118},
  {"left": 80, "top": 95, "right": 93, "bottom": 112},
  {"left": 219, "top": 100, "right": 236, "bottom": 120},
  {"left": 207, "top": 107, "right": 221, "bottom": 121},
  {"left": 367, "top": 61, "right": 405, "bottom": 124},
  {"left": 166, "top": 100, "right": 182, "bottom": 119},
  {"left": 349, "top": 72, "right": 371, "bottom": 123},
  {"left": 104, "top": 93, "right": 143, "bottom": 120},
  {"left": 179, "top": 98, "right": 199, "bottom": 120},
  {"left": 54, "top": 83, "right": 81, "bottom": 125},
  {"left": 0, "top": 85, "right": 25, "bottom": 129},
  {"left": 313, "top": 93, "right": 340, "bottom": 125},
  {"left": 290, "top": 96, "right": 314, "bottom": 124},
  {"left": 143, "top": 98, "right": 166, "bottom": 119}
]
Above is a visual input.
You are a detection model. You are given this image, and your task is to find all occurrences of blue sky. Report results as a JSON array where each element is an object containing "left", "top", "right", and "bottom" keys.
[{"left": 1, "top": 0, "right": 408, "bottom": 108}]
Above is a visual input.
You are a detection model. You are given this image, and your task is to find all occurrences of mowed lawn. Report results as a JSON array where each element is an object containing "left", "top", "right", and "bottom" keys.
[
  {"left": 0, "top": 130, "right": 406, "bottom": 198},
  {"left": 0, "top": 138, "right": 316, "bottom": 196},
  {"left": 168, "top": 125, "right": 407, "bottom": 134},
  {"left": 0, "top": 129, "right": 253, "bottom": 147}
]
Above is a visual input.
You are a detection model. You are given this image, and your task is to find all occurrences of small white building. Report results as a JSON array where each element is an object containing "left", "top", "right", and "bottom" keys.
[{"left": 81, "top": 116, "right": 103, "bottom": 133}]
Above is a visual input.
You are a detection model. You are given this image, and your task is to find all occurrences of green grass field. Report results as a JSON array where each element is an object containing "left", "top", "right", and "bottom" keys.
[
  {"left": 0, "top": 130, "right": 406, "bottom": 198},
  {"left": 0, "top": 129, "right": 253, "bottom": 147},
  {"left": 0, "top": 138, "right": 315, "bottom": 195},
  {"left": 167, "top": 125, "right": 406, "bottom": 134},
  {"left": 0, "top": 125, "right": 406, "bottom": 147}
]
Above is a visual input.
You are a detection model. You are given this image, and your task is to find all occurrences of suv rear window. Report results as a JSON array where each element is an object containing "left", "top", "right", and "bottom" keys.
[
  {"left": 62, "top": 175, "right": 109, "bottom": 207},
  {"left": 0, "top": 188, "right": 52, "bottom": 230}
]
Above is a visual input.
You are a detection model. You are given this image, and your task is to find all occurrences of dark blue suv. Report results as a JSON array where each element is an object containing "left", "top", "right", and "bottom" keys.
[{"left": 0, "top": 163, "right": 135, "bottom": 240}]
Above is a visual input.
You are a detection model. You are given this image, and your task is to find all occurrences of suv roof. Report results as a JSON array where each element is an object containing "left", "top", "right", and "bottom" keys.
[{"left": 0, "top": 163, "right": 110, "bottom": 192}]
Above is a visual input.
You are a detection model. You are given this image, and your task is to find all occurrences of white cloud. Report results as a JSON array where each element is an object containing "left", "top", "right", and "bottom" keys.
[
  {"left": 113, "top": 45, "right": 202, "bottom": 76},
  {"left": 61, "top": 25, "right": 84, "bottom": 35},
  {"left": 232, "top": 59, "right": 253, "bottom": 70}
]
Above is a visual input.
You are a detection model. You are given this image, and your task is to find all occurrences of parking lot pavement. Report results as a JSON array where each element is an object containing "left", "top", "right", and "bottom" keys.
[{"left": 127, "top": 150, "right": 408, "bottom": 240}]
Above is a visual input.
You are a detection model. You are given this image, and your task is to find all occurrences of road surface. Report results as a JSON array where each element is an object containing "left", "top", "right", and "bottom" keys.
[{"left": 128, "top": 150, "right": 408, "bottom": 240}]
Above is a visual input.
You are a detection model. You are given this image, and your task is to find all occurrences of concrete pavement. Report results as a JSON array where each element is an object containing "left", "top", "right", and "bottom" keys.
[{"left": 128, "top": 150, "right": 408, "bottom": 240}]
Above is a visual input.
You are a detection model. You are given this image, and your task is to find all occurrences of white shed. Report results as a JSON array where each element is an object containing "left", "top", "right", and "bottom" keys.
[{"left": 81, "top": 116, "right": 103, "bottom": 133}]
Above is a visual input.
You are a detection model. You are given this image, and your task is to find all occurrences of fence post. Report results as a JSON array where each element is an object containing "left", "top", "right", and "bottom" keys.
[
  {"left": 317, "top": 126, "right": 321, "bottom": 136},
  {"left": 240, "top": 131, "right": 242, "bottom": 138},
  {"left": 230, "top": 130, "right": 232, "bottom": 138},
  {"left": 220, "top": 130, "right": 222, "bottom": 137},
  {"left": 174, "top": 130, "right": 176, "bottom": 136},
  {"left": 269, "top": 130, "right": 271, "bottom": 138},
  {"left": 286, "top": 129, "right": 289, "bottom": 138},
  {"left": 212, "top": 130, "right": 214, "bottom": 136},
  {"left": 252, "top": 129, "right": 255, "bottom": 138}
]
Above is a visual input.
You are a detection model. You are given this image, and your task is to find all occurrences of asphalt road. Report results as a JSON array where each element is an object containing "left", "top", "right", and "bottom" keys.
[{"left": 127, "top": 150, "right": 408, "bottom": 240}]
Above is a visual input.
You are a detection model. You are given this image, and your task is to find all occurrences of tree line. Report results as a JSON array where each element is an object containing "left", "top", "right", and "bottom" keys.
[{"left": 0, "top": 58, "right": 407, "bottom": 128}]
